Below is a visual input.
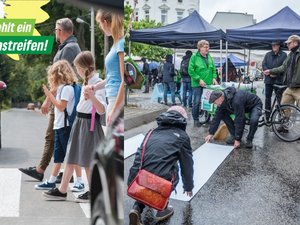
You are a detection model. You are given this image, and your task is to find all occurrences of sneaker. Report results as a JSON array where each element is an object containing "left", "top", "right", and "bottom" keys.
[
  {"left": 225, "top": 136, "right": 235, "bottom": 145},
  {"left": 71, "top": 181, "right": 85, "bottom": 192},
  {"left": 156, "top": 206, "right": 174, "bottom": 222},
  {"left": 19, "top": 166, "right": 44, "bottom": 181},
  {"left": 43, "top": 188, "right": 67, "bottom": 201},
  {"left": 75, "top": 191, "right": 90, "bottom": 203},
  {"left": 245, "top": 140, "right": 253, "bottom": 149},
  {"left": 129, "top": 205, "right": 143, "bottom": 225},
  {"left": 35, "top": 180, "right": 56, "bottom": 190},
  {"left": 55, "top": 172, "right": 74, "bottom": 184}
]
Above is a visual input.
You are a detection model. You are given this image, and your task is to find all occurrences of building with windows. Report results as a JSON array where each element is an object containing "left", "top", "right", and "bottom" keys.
[{"left": 126, "top": 0, "right": 200, "bottom": 25}]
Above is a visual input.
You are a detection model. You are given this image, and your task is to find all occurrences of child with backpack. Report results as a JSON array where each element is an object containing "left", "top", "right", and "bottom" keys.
[
  {"left": 35, "top": 60, "right": 84, "bottom": 191},
  {"left": 43, "top": 51, "right": 106, "bottom": 202}
]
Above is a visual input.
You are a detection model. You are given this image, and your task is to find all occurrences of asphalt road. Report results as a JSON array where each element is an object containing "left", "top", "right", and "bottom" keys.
[
  {"left": 124, "top": 82, "right": 300, "bottom": 225},
  {"left": 0, "top": 108, "right": 90, "bottom": 225}
]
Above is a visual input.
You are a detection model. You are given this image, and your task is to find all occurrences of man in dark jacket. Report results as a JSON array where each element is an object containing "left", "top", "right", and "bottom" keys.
[
  {"left": 181, "top": 50, "right": 193, "bottom": 108},
  {"left": 141, "top": 57, "right": 150, "bottom": 93},
  {"left": 205, "top": 87, "right": 262, "bottom": 149},
  {"left": 162, "top": 54, "right": 176, "bottom": 105},
  {"left": 262, "top": 41, "right": 287, "bottom": 119},
  {"left": 264, "top": 35, "right": 300, "bottom": 107},
  {"left": 128, "top": 106, "right": 194, "bottom": 225},
  {"left": 19, "top": 18, "right": 81, "bottom": 182}
]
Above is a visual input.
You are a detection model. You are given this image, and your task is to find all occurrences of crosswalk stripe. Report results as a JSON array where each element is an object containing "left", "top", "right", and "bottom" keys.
[
  {"left": 170, "top": 143, "right": 234, "bottom": 201},
  {"left": 125, "top": 133, "right": 144, "bottom": 158},
  {"left": 0, "top": 169, "right": 21, "bottom": 217}
]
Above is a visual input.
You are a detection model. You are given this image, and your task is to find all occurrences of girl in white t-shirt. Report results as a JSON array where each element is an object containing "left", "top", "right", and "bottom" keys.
[
  {"left": 35, "top": 60, "right": 82, "bottom": 190},
  {"left": 43, "top": 51, "right": 106, "bottom": 202}
]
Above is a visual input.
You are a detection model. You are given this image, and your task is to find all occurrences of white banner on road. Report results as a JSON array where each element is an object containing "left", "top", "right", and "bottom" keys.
[
  {"left": 0, "top": 169, "right": 21, "bottom": 217},
  {"left": 170, "top": 143, "right": 234, "bottom": 201},
  {"left": 124, "top": 134, "right": 144, "bottom": 158}
]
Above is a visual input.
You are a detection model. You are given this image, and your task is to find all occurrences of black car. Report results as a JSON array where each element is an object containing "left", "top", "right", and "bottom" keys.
[{"left": 90, "top": 110, "right": 124, "bottom": 225}]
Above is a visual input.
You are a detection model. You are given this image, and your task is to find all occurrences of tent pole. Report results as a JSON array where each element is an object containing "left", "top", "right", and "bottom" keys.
[
  {"left": 247, "top": 49, "right": 251, "bottom": 75},
  {"left": 225, "top": 41, "right": 228, "bottom": 82},
  {"left": 220, "top": 39, "right": 222, "bottom": 84},
  {"left": 244, "top": 49, "right": 246, "bottom": 76}
]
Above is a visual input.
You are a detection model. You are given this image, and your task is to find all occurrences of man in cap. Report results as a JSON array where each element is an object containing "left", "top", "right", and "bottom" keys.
[
  {"left": 205, "top": 87, "right": 262, "bottom": 149},
  {"left": 264, "top": 35, "right": 300, "bottom": 107},
  {"left": 127, "top": 105, "right": 193, "bottom": 224},
  {"left": 262, "top": 40, "right": 287, "bottom": 120}
]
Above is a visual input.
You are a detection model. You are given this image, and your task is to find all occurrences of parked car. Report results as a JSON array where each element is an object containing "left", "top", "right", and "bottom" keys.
[{"left": 90, "top": 110, "right": 124, "bottom": 225}]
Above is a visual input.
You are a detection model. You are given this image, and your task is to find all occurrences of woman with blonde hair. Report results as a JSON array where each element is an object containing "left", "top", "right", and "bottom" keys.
[{"left": 85, "top": 9, "right": 124, "bottom": 126}]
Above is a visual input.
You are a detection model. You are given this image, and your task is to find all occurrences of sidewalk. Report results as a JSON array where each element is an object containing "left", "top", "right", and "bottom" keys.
[{"left": 124, "top": 89, "right": 169, "bottom": 131}]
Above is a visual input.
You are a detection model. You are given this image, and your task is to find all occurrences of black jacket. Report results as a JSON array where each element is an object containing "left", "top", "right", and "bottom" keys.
[
  {"left": 262, "top": 50, "right": 287, "bottom": 84},
  {"left": 127, "top": 111, "right": 194, "bottom": 192},
  {"left": 209, "top": 87, "right": 262, "bottom": 141}
]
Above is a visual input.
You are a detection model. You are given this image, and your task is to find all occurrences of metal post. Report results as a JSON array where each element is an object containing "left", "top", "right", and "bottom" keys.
[
  {"left": 0, "top": 101, "right": 1, "bottom": 149},
  {"left": 225, "top": 41, "right": 228, "bottom": 82},
  {"left": 91, "top": 7, "right": 95, "bottom": 57},
  {"left": 219, "top": 39, "right": 222, "bottom": 84}
]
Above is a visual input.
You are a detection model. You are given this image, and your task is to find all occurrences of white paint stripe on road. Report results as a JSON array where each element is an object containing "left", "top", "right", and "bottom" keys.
[
  {"left": 170, "top": 143, "right": 234, "bottom": 201},
  {"left": 125, "top": 134, "right": 145, "bottom": 158},
  {"left": 69, "top": 169, "right": 90, "bottom": 218},
  {"left": 0, "top": 168, "right": 21, "bottom": 217}
]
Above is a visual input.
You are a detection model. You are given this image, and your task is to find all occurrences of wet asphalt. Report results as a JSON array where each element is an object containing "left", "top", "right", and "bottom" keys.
[{"left": 124, "top": 81, "right": 300, "bottom": 225}]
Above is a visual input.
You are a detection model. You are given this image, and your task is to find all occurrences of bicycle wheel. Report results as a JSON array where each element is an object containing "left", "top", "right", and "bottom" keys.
[
  {"left": 271, "top": 104, "right": 300, "bottom": 142},
  {"left": 198, "top": 110, "right": 211, "bottom": 125}
]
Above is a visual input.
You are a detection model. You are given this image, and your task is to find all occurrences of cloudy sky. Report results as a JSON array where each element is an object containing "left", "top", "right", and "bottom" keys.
[{"left": 200, "top": 0, "right": 300, "bottom": 23}]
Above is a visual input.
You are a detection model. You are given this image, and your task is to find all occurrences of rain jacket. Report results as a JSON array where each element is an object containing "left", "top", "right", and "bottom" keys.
[
  {"left": 269, "top": 46, "right": 300, "bottom": 88},
  {"left": 188, "top": 51, "right": 217, "bottom": 87},
  {"left": 209, "top": 87, "right": 262, "bottom": 141},
  {"left": 127, "top": 111, "right": 194, "bottom": 192}
]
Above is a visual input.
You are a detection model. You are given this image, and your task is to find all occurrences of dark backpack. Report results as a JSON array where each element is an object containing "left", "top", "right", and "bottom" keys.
[
  {"left": 180, "top": 58, "right": 190, "bottom": 77},
  {"left": 61, "top": 83, "right": 82, "bottom": 128}
]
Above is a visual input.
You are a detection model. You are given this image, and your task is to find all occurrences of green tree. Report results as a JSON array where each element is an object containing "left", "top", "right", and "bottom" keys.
[{"left": 124, "top": 4, "right": 172, "bottom": 61}]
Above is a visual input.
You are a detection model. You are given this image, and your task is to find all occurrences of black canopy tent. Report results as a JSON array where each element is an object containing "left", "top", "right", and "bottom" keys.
[
  {"left": 226, "top": 6, "right": 300, "bottom": 50},
  {"left": 130, "top": 11, "right": 227, "bottom": 49}
]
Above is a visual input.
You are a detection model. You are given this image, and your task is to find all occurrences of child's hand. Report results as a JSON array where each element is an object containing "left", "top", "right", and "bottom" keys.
[
  {"left": 42, "top": 84, "right": 50, "bottom": 97},
  {"left": 84, "top": 85, "right": 95, "bottom": 100}
]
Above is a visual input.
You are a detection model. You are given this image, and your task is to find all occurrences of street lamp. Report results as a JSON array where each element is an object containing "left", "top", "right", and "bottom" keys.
[{"left": 76, "top": 7, "right": 95, "bottom": 57}]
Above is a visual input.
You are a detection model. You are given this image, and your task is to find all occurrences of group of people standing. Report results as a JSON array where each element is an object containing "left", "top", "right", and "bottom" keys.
[{"left": 19, "top": 9, "right": 124, "bottom": 202}]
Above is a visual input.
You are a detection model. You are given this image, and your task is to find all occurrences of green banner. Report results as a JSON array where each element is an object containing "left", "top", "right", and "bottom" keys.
[
  {"left": 0, "top": 19, "right": 35, "bottom": 36},
  {"left": 0, "top": 36, "right": 54, "bottom": 54}
]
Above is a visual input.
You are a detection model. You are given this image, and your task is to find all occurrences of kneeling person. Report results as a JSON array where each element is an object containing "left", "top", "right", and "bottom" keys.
[{"left": 205, "top": 87, "right": 262, "bottom": 148}]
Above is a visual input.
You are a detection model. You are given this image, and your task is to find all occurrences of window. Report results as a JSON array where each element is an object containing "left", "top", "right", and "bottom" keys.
[
  {"left": 178, "top": 0, "right": 183, "bottom": 3},
  {"left": 135, "top": 10, "right": 139, "bottom": 21},
  {"left": 161, "top": 9, "right": 168, "bottom": 24},
  {"left": 145, "top": 9, "right": 150, "bottom": 21},
  {"left": 177, "top": 11, "right": 184, "bottom": 21}
]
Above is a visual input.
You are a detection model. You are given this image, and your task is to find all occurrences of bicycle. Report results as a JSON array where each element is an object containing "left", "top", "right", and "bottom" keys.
[{"left": 246, "top": 84, "right": 300, "bottom": 142}]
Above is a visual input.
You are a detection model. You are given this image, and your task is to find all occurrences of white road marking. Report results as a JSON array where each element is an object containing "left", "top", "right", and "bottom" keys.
[
  {"left": 0, "top": 169, "right": 22, "bottom": 217},
  {"left": 170, "top": 143, "right": 234, "bottom": 201},
  {"left": 124, "top": 134, "right": 144, "bottom": 158}
]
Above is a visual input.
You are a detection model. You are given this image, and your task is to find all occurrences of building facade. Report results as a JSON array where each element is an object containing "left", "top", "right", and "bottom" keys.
[{"left": 126, "top": 0, "right": 200, "bottom": 25}]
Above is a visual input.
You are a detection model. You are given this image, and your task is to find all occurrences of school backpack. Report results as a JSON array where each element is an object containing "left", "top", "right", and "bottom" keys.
[
  {"left": 63, "top": 83, "right": 82, "bottom": 128},
  {"left": 180, "top": 57, "right": 190, "bottom": 77}
]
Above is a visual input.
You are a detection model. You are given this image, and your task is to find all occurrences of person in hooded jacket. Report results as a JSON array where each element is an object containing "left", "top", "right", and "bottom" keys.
[
  {"left": 127, "top": 106, "right": 194, "bottom": 225},
  {"left": 205, "top": 87, "right": 262, "bottom": 149},
  {"left": 162, "top": 54, "right": 176, "bottom": 105},
  {"left": 180, "top": 50, "right": 193, "bottom": 108}
]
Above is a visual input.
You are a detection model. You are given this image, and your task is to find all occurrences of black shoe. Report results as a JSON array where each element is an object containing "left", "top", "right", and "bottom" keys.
[
  {"left": 276, "top": 126, "right": 289, "bottom": 133},
  {"left": 75, "top": 191, "right": 90, "bottom": 203},
  {"left": 55, "top": 172, "right": 74, "bottom": 184},
  {"left": 19, "top": 167, "right": 44, "bottom": 181},
  {"left": 245, "top": 140, "right": 253, "bottom": 148},
  {"left": 43, "top": 188, "right": 67, "bottom": 201},
  {"left": 129, "top": 205, "right": 143, "bottom": 225},
  {"left": 156, "top": 206, "right": 174, "bottom": 222},
  {"left": 194, "top": 121, "right": 201, "bottom": 127},
  {"left": 172, "top": 103, "right": 176, "bottom": 106},
  {"left": 226, "top": 136, "right": 235, "bottom": 145}
]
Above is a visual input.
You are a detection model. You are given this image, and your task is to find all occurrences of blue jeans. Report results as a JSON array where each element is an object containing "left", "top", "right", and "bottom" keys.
[
  {"left": 192, "top": 87, "right": 203, "bottom": 121},
  {"left": 247, "top": 104, "right": 262, "bottom": 141},
  {"left": 54, "top": 127, "right": 71, "bottom": 163},
  {"left": 182, "top": 81, "right": 193, "bottom": 107},
  {"left": 163, "top": 81, "right": 176, "bottom": 104}
]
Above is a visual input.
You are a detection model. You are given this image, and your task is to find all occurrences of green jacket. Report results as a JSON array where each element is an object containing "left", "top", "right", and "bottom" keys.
[
  {"left": 188, "top": 51, "right": 217, "bottom": 87},
  {"left": 269, "top": 47, "right": 300, "bottom": 88}
]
